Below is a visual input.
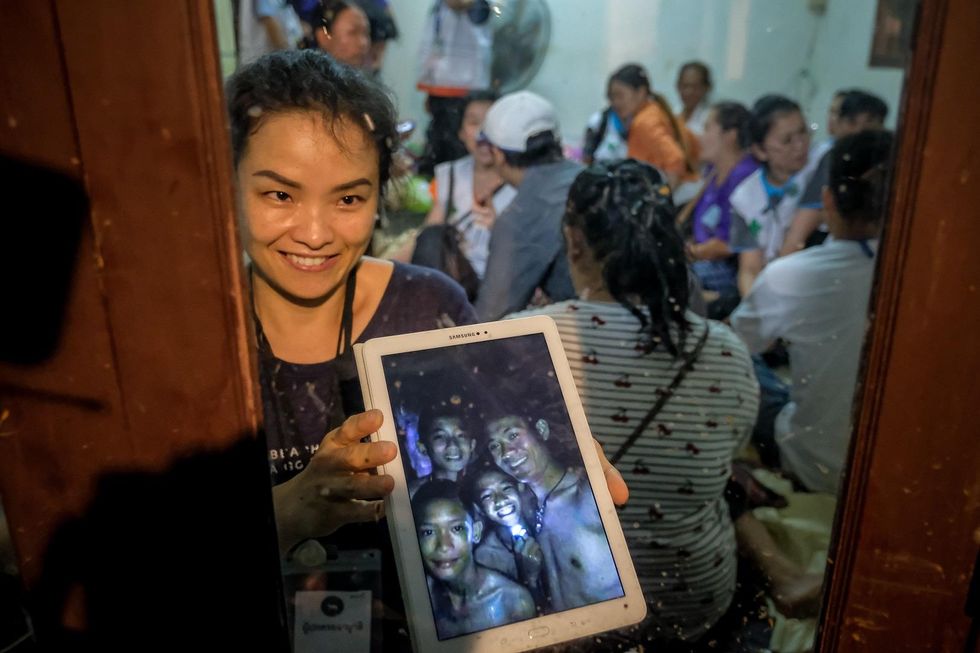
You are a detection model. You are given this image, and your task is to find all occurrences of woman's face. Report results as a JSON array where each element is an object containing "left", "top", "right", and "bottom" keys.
[
  {"left": 316, "top": 6, "right": 371, "bottom": 69},
  {"left": 755, "top": 110, "right": 811, "bottom": 180},
  {"left": 699, "top": 109, "right": 728, "bottom": 163},
  {"left": 237, "top": 110, "right": 379, "bottom": 304},
  {"left": 677, "top": 68, "right": 709, "bottom": 112},
  {"left": 458, "top": 100, "right": 493, "bottom": 163},
  {"left": 607, "top": 80, "right": 648, "bottom": 121},
  {"left": 475, "top": 470, "right": 524, "bottom": 527}
]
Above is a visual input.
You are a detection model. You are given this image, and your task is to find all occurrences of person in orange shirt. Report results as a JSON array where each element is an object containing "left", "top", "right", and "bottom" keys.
[{"left": 606, "top": 64, "right": 700, "bottom": 189}]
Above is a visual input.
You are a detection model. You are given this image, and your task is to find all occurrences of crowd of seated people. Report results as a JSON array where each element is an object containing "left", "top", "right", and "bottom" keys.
[
  {"left": 391, "top": 53, "right": 892, "bottom": 650},
  {"left": 230, "top": 8, "right": 896, "bottom": 648}
]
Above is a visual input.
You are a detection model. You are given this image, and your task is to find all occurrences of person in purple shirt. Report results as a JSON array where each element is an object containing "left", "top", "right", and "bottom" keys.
[{"left": 680, "top": 102, "right": 759, "bottom": 319}]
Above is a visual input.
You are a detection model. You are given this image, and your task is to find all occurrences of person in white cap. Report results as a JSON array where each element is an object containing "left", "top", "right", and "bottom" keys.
[{"left": 474, "top": 90, "right": 580, "bottom": 321}]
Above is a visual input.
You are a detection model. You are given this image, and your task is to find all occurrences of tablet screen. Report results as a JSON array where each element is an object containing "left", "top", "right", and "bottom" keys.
[{"left": 379, "top": 333, "right": 625, "bottom": 641}]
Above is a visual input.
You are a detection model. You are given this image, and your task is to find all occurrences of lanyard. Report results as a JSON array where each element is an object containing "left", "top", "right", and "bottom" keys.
[{"left": 337, "top": 263, "right": 358, "bottom": 357}]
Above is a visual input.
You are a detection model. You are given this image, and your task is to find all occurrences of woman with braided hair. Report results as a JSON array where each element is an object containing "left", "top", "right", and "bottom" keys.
[{"left": 509, "top": 159, "right": 760, "bottom": 647}]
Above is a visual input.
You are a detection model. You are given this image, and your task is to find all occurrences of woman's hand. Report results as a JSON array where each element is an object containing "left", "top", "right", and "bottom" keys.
[
  {"left": 272, "top": 410, "right": 397, "bottom": 554},
  {"left": 687, "top": 237, "right": 732, "bottom": 261},
  {"left": 471, "top": 195, "right": 497, "bottom": 229},
  {"left": 593, "top": 439, "right": 629, "bottom": 505}
]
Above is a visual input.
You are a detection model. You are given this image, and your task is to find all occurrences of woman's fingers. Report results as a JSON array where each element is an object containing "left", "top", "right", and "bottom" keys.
[
  {"left": 319, "top": 473, "right": 395, "bottom": 500},
  {"left": 313, "top": 410, "right": 397, "bottom": 473},
  {"left": 320, "top": 410, "right": 384, "bottom": 450},
  {"left": 315, "top": 439, "right": 397, "bottom": 473},
  {"left": 323, "top": 499, "right": 387, "bottom": 526},
  {"left": 594, "top": 439, "right": 629, "bottom": 505}
]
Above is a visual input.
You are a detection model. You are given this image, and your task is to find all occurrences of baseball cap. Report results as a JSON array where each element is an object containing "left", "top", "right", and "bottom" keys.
[{"left": 481, "top": 91, "right": 560, "bottom": 153}]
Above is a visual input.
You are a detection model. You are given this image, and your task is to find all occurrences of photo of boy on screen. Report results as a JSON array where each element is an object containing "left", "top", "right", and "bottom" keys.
[
  {"left": 411, "top": 480, "right": 536, "bottom": 639},
  {"left": 482, "top": 412, "right": 623, "bottom": 612},
  {"left": 463, "top": 460, "right": 546, "bottom": 609},
  {"left": 408, "top": 404, "right": 477, "bottom": 498}
]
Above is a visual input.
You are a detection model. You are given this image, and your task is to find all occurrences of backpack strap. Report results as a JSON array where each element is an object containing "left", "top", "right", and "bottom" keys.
[{"left": 609, "top": 323, "right": 712, "bottom": 465}]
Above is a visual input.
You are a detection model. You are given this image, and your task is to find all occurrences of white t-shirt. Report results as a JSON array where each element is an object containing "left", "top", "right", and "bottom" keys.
[
  {"left": 729, "top": 237, "right": 878, "bottom": 494},
  {"left": 583, "top": 110, "right": 628, "bottom": 162},
  {"left": 729, "top": 153, "right": 821, "bottom": 262},
  {"left": 510, "top": 303, "right": 759, "bottom": 640},
  {"left": 416, "top": 1, "right": 492, "bottom": 92},
  {"left": 433, "top": 156, "right": 517, "bottom": 278},
  {"left": 677, "top": 101, "right": 710, "bottom": 137}
]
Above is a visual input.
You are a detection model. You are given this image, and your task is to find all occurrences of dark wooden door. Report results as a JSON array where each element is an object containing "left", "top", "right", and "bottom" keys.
[
  {"left": 0, "top": 2, "right": 285, "bottom": 648},
  {"left": 821, "top": 0, "right": 980, "bottom": 650}
]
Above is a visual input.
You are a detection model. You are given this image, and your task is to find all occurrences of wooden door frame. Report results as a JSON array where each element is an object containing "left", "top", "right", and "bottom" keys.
[
  {"left": 0, "top": 1, "right": 286, "bottom": 648},
  {"left": 819, "top": 0, "right": 980, "bottom": 650}
]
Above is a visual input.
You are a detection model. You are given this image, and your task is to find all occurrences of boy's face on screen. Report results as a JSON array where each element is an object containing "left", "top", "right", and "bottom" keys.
[
  {"left": 418, "top": 499, "right": 481, "bottom": 582},
  {"left": 485, "top": 416, "right": 549, "bottom": 481},
  {"left": 422, "top": 417, "right": 475, "bottom": 474},
  {"left": 475, "top": 470, "right": 524, "bottom": 528}
]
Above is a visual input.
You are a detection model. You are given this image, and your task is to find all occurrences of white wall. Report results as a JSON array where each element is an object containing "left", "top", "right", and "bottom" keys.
[{"left": 381, "top": 0, "right": 906, "bottom": 150}]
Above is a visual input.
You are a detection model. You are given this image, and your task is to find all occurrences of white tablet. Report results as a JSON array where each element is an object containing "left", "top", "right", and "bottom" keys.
[{"left": 353, "top": 315, "right": 646, "bottom": 652}]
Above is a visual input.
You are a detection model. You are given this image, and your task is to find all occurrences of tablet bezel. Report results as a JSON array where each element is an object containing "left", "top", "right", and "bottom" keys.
[{"left": 357, "top": 315, "right": 646, "bottom": 652}]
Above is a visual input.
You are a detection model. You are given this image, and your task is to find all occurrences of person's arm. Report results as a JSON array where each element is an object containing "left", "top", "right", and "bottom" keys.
[
  {"left": 729, "top": 265, "right": 783, "bottom": 354},
  {"left": 272, "top": 410, "right": 396, "bottom": 554},
  {"left": 780, "top": 151, "right": 830, "bottom": 256},
  {"left": 727, "top": 208, "right": 765, "bottom": 297},
  {"left": 737, "top": 249, "right": 764, "bottom": 298},
  {"left": 424, "top": 196, "right": 446, "bottom": 226},
  {"left": 258, "top": 15, "right": 290, "bottom": 50},
  {"left": 779, "top": 207, "right": 824, "bottom": 257},
  {"left": 688, "top": 237, "right": 733, "bottom": 261}
]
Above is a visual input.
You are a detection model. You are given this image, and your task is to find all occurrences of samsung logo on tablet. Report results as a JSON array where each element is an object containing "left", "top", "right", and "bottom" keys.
[{"left": 449, "top": 331, "right": 486, "bottom": 340}]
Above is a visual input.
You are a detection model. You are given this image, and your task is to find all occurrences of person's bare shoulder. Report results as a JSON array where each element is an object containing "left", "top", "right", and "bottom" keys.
[{"left": 481, "top": 567, "right": 536, "bottom": 618}]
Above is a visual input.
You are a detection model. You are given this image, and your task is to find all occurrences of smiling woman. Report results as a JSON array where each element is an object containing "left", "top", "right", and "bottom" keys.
[
  {"left": 225, "top": 48, "right": 480, "bottom": 646},
  {"left": 240, "top": 113, "right": 378, "bottom": 308}
]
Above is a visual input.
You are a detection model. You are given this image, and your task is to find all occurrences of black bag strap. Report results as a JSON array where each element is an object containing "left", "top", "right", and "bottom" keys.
[
  {"left": 336, "top": 263, "right": 358, "bottom": 357},
  {"left": 583, "top": 107, "right": 612, "bottom": 161},
  {"left": 609, "top": 323, "right": 712, "bottom": 465},
  {"left": 444, "top": 162, "right": 456, "bottom": 224}
]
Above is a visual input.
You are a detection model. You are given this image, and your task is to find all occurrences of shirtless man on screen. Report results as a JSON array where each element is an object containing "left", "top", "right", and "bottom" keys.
[
  {"left": 484, "top": 415, "right": 623, "bottom": 612},
  {"left": 412, "top": 480, "right": 535, "bottom": 638}
]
